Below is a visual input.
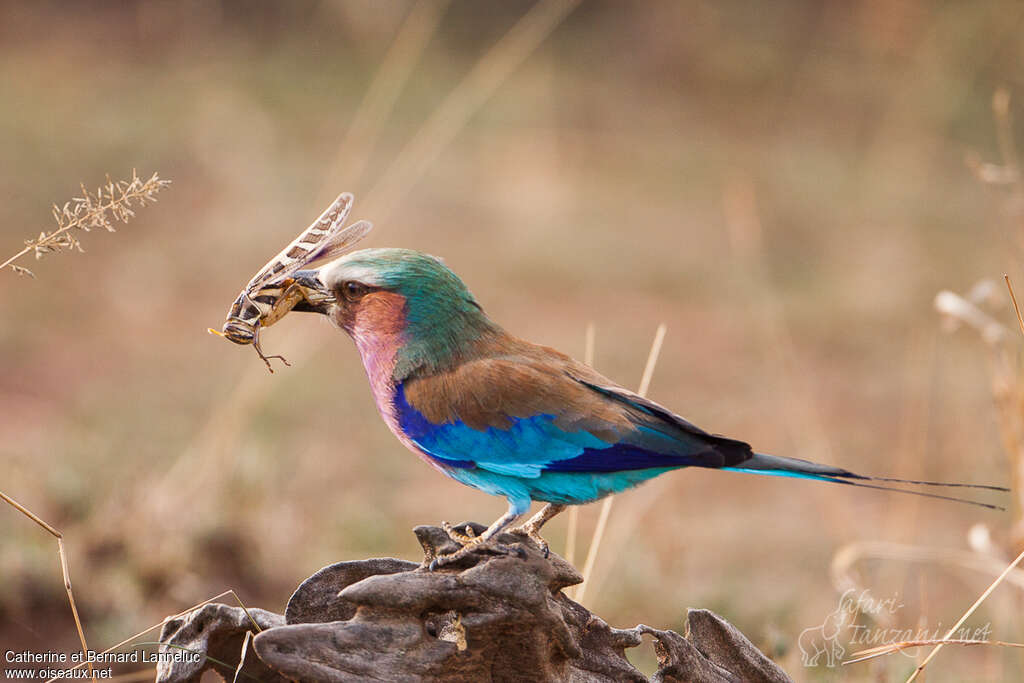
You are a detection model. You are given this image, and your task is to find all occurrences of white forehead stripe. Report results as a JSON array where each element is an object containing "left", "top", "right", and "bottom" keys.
[{"left": 319, "top": 257, "right": 383, "bottom": 288}]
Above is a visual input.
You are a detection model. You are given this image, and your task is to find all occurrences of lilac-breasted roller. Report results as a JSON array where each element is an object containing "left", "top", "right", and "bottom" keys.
[{"left": 287, "top": 249, "right": 1006, "bottom": 567}]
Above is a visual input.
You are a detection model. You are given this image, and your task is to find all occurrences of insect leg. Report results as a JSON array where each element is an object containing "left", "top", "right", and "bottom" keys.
[{"left": 250, "top": 321, "right": 291, "bottom": 373}]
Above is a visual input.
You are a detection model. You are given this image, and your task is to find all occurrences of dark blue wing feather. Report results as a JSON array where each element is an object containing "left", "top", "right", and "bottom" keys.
[{"left": 394, "top": 380, "right": 744, "bottom": 477}]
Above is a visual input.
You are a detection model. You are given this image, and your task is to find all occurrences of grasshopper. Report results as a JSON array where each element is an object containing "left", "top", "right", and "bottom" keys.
[{"left": 209, "top": 192, "right": 372, "bottom": 372}]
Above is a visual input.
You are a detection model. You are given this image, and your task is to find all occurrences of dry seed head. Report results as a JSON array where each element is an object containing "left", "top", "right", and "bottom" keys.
[{"left": 4, "top": 170, "right": 171, "bottom": 277}]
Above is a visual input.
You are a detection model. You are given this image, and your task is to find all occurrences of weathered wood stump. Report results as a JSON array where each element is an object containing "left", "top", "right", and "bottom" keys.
[{"left": 157, "top": 523, "right": 792, "bottom": 682}]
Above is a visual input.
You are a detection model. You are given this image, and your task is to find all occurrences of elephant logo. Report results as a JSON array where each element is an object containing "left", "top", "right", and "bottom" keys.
[{"left": 798, "top": 601, "right": 852, "bottom": 667}]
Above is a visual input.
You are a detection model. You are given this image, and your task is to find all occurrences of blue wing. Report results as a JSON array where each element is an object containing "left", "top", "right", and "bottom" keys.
[
  {"left": 393, "top": 348, "right": 1005, "bottom": 511},
  {"left": 394, "top": 377, "right": 747, "bottom": 478}
]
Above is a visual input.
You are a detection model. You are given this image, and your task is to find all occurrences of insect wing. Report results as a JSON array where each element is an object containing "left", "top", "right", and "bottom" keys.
[
  {"left": 244, "top": 192, "right": 355, "bottom": 290},
  {"left": 303, "top": 219, "right": 373, "bottom": 265}
]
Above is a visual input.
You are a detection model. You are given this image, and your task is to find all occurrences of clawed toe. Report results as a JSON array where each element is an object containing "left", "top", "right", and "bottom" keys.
[
  {"left": 442, "top": 521, "right": 477, "bottom": 546},
  {"left": 510, "top": 526, "right": 550, "bottom": 558},
  {"left": 429, "top": 542, "right": 477, "bottom": 570},
  {"left": 431, "top": 505, "right": 561, "bottom": 571},
  {"left": 427, "top": 537, "right": 524, "bottom": 571},
  {"left": 490, "top": 541, "right": 525, "bottom": 558}
]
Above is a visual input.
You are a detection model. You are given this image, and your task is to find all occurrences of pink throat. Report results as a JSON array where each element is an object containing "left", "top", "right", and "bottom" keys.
[
  {"left": 351, "top": 328, "right": 402, "bottom": 429},
  {"left": 340, "top": 292, "right": 436, "bottom": 463},
  {"left": 350, "top": 325, "right": 447, "bottom": 471}
]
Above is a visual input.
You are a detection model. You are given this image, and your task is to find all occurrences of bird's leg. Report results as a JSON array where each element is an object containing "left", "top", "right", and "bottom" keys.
[
  {"left": 432, "top": 506, "right": 522, "bottom": 570},
  {"left": 509, "top": 503, "right": 566, "bottom": 558},
  {"left": 441, "top": 521, "right": 477, "bottom": 546}
]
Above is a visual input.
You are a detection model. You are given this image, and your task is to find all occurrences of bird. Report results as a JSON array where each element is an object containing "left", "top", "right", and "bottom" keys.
[{"left": 284, "top": 248, "right": 1007, "bottom": 568}]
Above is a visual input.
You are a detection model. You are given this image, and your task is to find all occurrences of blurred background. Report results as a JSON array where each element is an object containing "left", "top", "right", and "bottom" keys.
[{"left": 2, "top": 1, "right": 1024, "bottom": 680}]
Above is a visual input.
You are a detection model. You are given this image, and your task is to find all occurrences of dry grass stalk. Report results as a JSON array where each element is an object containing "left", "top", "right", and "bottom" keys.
[
  {"left": 146, "top": 2, "right": 454, "bottom": 502},
  {"left": 1, "top": 490, "right": 96, "bottom": 683},
  {"left": 1003, "top": 275, "right": 1024, "bottom": 547},
  {"left": 952, "top": 92, "right": 1024, "bottom": 545},
  {"left": 363, "top": 0, "right": 583, "bottom": 222},
  {"left": 846, "top": 638, "right": 1024, "bottom": 665},
  {"left": 904, "top": 545, "right": 1024, "bottom": 681},
  {"left": 2, "top": 170, "right": 170, "bottom": 680},
  {"left": 1005, "top": 275, "right": 1024, "bottom": 337},
  {"left": 46, "top": 588, "right": 259, "bottom": 682},
  {"left": 935, "top": 269, "right": 1024, "bottom": 546},
  {"left": 2, "top": 170, "right": 170, "bottom": 278},
  {"left": 572, "top": 177, "right": 848, "bottom": 607},
  {"left": 563, "top": 491, "right": 580, "bottom": 568},
  {"left": 574, "top": 323, "right": 667, "bottom": 604},
  {"left": 935, "top": 282, "right": 1024, "bottom": 547},
  {"left": 563, "top": 323, "right": 595, "bottom": 569},
  {"left": 318, "top": 0, "right": 451, "bottom": 202}
]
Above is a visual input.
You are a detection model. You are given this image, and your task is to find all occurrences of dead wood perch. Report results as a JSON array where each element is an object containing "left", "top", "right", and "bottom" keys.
[{"left": 157, "top": 523, "right": 791, "bottom": 682}]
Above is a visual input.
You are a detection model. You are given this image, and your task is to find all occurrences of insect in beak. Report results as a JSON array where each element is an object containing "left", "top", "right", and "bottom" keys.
[
  {"left": 290, "top": 270, "right": 333, "bottom": 314},
  {"left": 211, "top": 192, "right": 371, "bottom": 372}
]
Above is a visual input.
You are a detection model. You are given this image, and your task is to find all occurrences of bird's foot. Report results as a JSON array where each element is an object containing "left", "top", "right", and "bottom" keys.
[
  {"left": 429, "top": 533, "right": 522, "bottom": 571},
  {"left": 509, "top": 523, "right": 550, "bottom": 558},
  {"left": 441, "top": 521, "right": 478, "bottom": 546}
]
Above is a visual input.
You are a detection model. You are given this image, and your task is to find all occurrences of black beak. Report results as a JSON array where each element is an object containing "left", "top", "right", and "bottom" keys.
[{"left": 291, "top": 270, "right": 332, "bottom": 314}]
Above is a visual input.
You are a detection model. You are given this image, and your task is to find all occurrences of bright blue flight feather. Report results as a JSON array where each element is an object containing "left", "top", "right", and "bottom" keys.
[{"left": 395, "top": 383, "right": 705, "bottom": 479}]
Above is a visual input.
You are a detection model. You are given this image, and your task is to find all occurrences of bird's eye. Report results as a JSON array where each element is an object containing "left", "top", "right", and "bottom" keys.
[{"left": 341, "top": 281, "right": 372, "bottom": 300}]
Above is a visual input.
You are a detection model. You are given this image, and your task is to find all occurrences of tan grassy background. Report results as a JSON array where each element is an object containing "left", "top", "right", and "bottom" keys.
[{"left": 2, "top": 1, "right": 1023, "bottom": 680}]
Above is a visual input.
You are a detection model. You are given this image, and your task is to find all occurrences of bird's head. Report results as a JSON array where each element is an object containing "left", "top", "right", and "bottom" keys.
[{"left": 292, "top": 248, "right": 498, "bottom": 378}]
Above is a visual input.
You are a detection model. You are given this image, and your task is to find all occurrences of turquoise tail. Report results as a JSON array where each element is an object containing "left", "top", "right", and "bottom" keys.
[{"left": 723, "top": 453, "right": 1008, "bottom": 511}]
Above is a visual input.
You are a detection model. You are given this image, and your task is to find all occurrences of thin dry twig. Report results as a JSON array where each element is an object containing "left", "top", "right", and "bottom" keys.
[
  {"left": 47, "top": 588, "right": 259, "bottom": 682},
  {"left": 364, "top": 0, "right": 583, "bottom": 222},
  {"left": 319, "top": 0, "right": 451, "bottom": 201},
  {"left": 905, "top": 546, "right": 1024, "bottom": 681},
  {"left": 2, "top": 170, "right": 171, "bottom": 277},
  {"left": 575, "top": 323, "right": 667, "bottom": 604},
  {"left": 1, "top": 490, "right": 95, "bottom": 683},
  {"left": 564, "top": 323, "right": 595, "bottom": 569},
  {"left": 935, "top": 281, "right": 1024, "bottom": 546},
  {"left": 846, "top": 638, "right": 1024, "bottom": 665},
  {"left": 914, "top": 93, "right": 1024, "bottom": 681},
  {"left": 2, "top": 170, "right": 170, "bottom": 679},
  {"left": 1005, "top": 275, "right": 1024, "bottom": 338},
  {"left": 150, "top": 2, "right": 456, "bottom": 502}
]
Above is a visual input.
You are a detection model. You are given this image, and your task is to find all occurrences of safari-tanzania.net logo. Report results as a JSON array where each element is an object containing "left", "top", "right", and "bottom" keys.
[{"left": 798, "top": 588, "right": 992, "bottom": 668}]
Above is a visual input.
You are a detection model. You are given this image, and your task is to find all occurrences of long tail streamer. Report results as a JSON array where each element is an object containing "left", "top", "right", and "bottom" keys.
[{"left": 725, "top": 453, "right": 1008, "bottom": 511}]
